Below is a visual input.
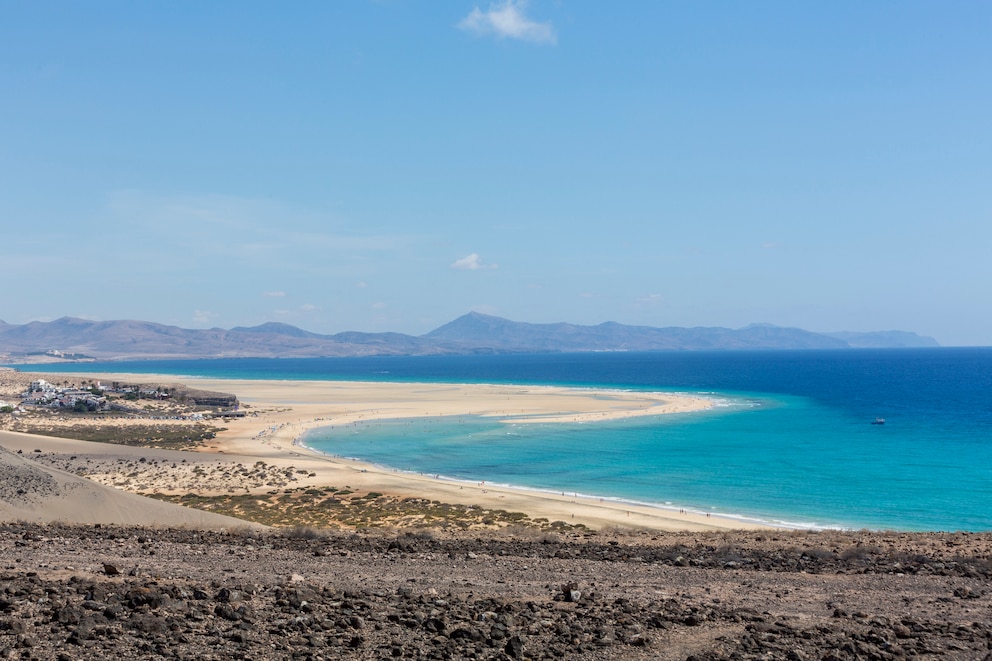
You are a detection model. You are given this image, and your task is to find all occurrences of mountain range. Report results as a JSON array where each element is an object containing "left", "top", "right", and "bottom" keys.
[
  {"left": 0, "top": 313, "right": 939, "bottom": 362},
  {"left": 0, "top": 312, "right": 938, "bottom": 362}
]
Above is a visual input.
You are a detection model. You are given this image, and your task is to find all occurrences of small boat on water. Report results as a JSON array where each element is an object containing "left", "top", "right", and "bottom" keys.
[{"left": 871, "top": 417, "right": 886, "bottom": 425}]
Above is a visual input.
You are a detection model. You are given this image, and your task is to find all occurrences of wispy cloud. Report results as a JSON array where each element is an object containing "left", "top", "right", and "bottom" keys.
[
  {"left": 192, "top": 309, "right": 215, "bottom": 324},
  {"left": 458, "top": 0, "right": 557, "bottom": 45},
  {"left": 105, "top": 190, "right": 411, "bottom": 276},
  {"left": 637, "top": 293, "right": 664, "bottom": 304},
  {"left": 262, "top": 290, "right": 286, "bottom": 298},
  {"left": 451, "top": 253, "right": 498, "bottom": 270}
]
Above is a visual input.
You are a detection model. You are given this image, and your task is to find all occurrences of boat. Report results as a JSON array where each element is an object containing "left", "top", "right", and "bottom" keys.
[{"left": 871, "top": 417, "right": 885, "bottom": 425}]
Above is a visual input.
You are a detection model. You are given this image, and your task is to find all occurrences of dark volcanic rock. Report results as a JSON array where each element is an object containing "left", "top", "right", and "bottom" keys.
[{"left": 0, "top": 523, "right": 988, "bottom": 660}]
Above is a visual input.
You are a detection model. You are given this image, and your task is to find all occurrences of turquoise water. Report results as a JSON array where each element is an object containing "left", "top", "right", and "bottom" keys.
[
  {"left": 303, "top": 393, "right": 992, "bottom": 531},
  {"left": 22, "top": 349, "right": 992, "bottom": 531}
]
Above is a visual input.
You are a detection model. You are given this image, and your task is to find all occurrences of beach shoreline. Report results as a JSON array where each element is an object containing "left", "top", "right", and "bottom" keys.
[
  {"left": 119, "top": 374, "right": 773, "bottom": 531},
  {"left": 1, "top": 371, "right": 770, "bottom": 531}
]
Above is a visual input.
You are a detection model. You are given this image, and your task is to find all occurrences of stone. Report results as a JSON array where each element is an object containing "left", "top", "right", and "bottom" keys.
[{"left": 505, "top": 635, "right": 525, "bottom": 659}]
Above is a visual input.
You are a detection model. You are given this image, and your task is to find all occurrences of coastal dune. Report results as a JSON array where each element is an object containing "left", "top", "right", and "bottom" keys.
[{"left": 0, "top": 434, "right": 259, "bottom": 529}]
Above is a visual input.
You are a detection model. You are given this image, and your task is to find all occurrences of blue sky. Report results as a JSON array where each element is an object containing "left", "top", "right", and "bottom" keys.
[{"left": 2, "top": 2, "right": 989, "bottom": 345}]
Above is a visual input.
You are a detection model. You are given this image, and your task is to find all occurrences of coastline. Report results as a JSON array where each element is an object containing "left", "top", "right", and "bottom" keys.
[
  {"left": 3, "top": 375, "right": 992, "bottom": 657},
  {"left": 2, "top": 371, "right": 770, "bottom": 531},
  {"left": 296, "top": 439, "right": 780, "bottom": 531}
]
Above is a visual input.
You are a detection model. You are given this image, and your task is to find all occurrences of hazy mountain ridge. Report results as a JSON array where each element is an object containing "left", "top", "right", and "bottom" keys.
[
  {"left": 0, "top": 312, "right": 939, "bottom": 362},
  {"left": 426, "top": 314, "right": 880, "bottom": 351},
  {"left": 823, "top": 330, "right": 940, "bottom": 349}
]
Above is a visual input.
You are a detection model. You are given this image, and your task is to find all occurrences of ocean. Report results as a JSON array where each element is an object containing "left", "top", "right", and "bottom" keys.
[{"left": 21, "top": 348, "right": 992, "bottom": 531}]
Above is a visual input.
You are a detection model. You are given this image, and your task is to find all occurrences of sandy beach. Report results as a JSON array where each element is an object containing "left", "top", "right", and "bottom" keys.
[{"left": 0, "top": 372, "right": 768, "bottom": 531}]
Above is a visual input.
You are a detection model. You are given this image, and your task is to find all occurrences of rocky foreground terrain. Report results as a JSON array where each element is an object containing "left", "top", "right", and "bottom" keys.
[{"left": 1, "top": 524, "right": 990, "bottom": 660}]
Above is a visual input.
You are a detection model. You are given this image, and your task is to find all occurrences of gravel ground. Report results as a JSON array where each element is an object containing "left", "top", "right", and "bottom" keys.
[{"left": 1, "top": 524, "right": 990, "bottom": 660}]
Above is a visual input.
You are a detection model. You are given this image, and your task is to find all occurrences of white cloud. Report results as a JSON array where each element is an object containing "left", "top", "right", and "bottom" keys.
[
  {"left": 192, "top": 309, "right": 215, "bottom": 324},
  {"left": 262, "top": 290, "right": 286, "bottom": 298},
  {"left": 371, "top": 302, "right": 387, "bottom": 310},
  {"left": 632, "top": 294, "right": 665, "bottom": 316},
  {"left": 300, "top": 303, "right": 317, "bottom": 312},
  {"left": 451, "top": 253, "right": 498, "bottom": 270},
  {"left": 458, "top": 1, "right": 556, "bottom": 45}
]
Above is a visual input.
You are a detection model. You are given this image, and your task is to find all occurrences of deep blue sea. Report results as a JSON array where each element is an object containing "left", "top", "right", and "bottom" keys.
[{"left": 20, "top": 349, "right": 992, "bottom": 531}]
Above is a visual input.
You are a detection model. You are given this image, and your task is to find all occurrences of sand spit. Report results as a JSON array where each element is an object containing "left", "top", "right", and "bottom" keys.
[{"left": 1, "top": 374, "right": 760, "bottom": 532}]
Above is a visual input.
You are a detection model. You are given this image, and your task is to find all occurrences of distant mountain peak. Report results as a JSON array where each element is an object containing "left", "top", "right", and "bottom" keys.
[{"left": 231, "top": 322, "right": 318, "bottom": 338}]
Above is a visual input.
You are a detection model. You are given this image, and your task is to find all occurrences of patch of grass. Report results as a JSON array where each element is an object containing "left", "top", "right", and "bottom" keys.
[
  {"left": 148, "top": 488, "right": 588, "bottom": 533},
  {"left": 3, "top": 419, "right": 221, "bottom": 450}
]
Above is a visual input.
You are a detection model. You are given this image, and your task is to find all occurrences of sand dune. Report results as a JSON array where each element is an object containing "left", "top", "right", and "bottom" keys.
[{"left": 0, "top": 433, "right": 262, "bottom": 529}]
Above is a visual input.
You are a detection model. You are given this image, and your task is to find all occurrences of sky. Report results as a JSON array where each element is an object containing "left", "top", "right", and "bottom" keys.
[{"left": 2, "top": 2, "right": 990, "bottom": 345}]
